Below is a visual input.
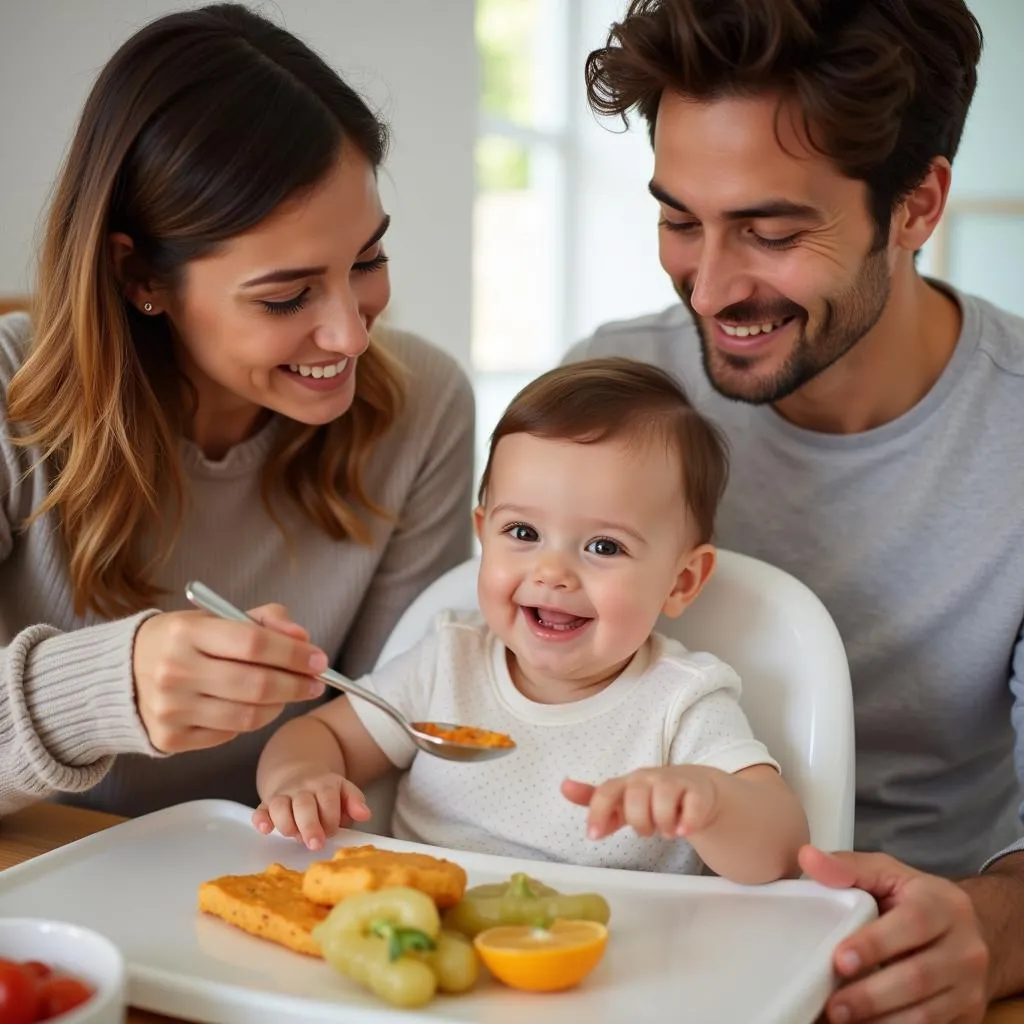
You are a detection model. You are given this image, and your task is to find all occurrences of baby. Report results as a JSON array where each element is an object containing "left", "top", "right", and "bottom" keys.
[{"left": 254, "top": 357, "right": 809, "bottom": 883}]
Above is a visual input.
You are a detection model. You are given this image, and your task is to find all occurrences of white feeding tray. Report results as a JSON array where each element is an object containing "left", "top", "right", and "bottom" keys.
[{"left": 0, "top": 799, "right": 874, "bottom": 1023}]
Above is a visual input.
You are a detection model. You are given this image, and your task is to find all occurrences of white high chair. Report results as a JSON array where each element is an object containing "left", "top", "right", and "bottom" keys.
[{"left": 365, "top": 549, "right": 856, "bottom": 852}]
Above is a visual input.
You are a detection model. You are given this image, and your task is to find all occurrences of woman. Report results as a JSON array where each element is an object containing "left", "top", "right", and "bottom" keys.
[{"left": 0, "top": 3, "right": 474, "bottom": 818}]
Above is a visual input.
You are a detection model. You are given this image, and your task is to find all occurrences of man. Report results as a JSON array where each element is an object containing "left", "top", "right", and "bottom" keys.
[{"left": 566, "top": 2, "right": 1024, "bottom": 1022}]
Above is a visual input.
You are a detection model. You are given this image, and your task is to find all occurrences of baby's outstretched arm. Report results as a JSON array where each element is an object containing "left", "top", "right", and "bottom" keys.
[
  {"left": 562, "top": 763, "right": 808, "bottom": 883},
  {"left": 254, "top": 696, "right": 393, "bottom": 850}
]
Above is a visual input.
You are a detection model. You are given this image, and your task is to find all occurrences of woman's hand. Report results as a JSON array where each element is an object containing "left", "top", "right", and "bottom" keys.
[{"left": 132, "top": 603, "right": 328, "bottom": 753}]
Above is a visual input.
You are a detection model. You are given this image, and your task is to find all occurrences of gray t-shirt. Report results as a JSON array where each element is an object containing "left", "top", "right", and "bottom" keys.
[{"left": 565, "top": 285, "right": 1024, "bottom": 878}]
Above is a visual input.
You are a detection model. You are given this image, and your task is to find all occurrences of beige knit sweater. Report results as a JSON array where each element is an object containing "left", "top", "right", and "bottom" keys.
[{"left": 0, "top": 312, "right": 475, "bottom": 817}]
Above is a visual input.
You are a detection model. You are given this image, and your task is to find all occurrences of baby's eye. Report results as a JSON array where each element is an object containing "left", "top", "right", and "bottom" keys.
[
  {"left": 586, "top": 538, "right": 621, "bottom": 557},
  {"left": 505, "top": 523, "right": 539, "bottom": 542}
]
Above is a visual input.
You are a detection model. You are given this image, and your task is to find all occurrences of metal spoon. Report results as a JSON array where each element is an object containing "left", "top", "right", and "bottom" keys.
[{"left": 184, "top": 580, "right": 516, "bottom": 763}]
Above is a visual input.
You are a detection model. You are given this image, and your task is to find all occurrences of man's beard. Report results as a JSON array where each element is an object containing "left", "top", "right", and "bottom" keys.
[{"left": 681, "top": 247, "right": 891, "bottom": 405}]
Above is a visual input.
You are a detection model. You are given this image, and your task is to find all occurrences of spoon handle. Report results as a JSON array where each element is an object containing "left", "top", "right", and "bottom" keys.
[{"left": 184, "top": 581, "right": 411, "bottom": 732}]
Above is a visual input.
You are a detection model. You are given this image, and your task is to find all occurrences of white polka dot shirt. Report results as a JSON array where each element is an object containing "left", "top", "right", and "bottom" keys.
[{"left": 350, "top": 611, "right": 778, "bottom": 873}]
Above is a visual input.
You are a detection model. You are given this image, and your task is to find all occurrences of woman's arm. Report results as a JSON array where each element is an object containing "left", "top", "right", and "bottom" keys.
[
  {"left": 0, "top": 314, "right": 328, "bottom": 816},
  {"left": 0, "top": 313, "right": 164, "bottom": 815},
  {"left": 0, "top": 615, "right": 163, "bottom": 816}
]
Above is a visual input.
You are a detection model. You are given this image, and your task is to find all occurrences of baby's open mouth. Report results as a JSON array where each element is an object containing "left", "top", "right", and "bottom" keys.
[{"left": 527, "top": 607, "right": 592, "bottom": 632}]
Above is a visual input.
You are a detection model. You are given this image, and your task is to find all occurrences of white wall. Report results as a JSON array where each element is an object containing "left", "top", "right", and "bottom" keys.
[{"left": 0, "top": 0, "right": 477, "bottom": 368}]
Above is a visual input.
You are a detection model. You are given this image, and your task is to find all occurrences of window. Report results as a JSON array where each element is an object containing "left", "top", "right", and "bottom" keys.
[
  {"left": 471, "top": 0, "right": 677, "bottom": 469},
  {"left": 472, "top": 0, "right": 572, "bottom": 466}
]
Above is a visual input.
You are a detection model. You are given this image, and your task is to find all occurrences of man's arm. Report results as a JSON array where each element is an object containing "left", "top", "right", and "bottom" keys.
[
  {"left": 970, "top": 621, "right": 1024, "bottom": 999},
  {"left": 799, "top": 618, "right": 1024, "bottom": 1022},
  {"left": 962, "top": 849, "right": 1024, "bottom": 1000}
]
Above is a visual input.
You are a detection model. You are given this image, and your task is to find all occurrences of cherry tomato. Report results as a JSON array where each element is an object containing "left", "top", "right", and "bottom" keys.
[
  {"left": 0, "top": 961, "right": 40, "bottom": 1024},
  {"left": 38, "top": 976, "right": 93, "bottom": 1020},
  {"left": 18, "top": 963, "right": 51, "bottom": 982}
]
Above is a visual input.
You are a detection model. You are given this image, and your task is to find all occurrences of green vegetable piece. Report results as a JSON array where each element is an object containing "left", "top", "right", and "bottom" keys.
[
  {"left": 312, "top": 887, "right": 442, "bottom": 1008},
  {"left": 442, "top": 872, "right": 612, "bottom": 938},
  {"left": 368, "top": 918, "right": 437, "bottom": 962},
  {"left": 409, "top": 928, "right": 480, "bottom": 993}
]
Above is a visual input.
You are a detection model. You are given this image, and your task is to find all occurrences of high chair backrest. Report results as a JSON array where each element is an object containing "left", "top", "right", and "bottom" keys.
[{"left": 365, "top": 550, "right": 856, "bottom": 852}]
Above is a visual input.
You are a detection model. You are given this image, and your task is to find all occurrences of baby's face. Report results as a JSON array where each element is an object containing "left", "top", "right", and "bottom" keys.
[{"left": 475, "top": 432, "right": 702, "bottom": 693}]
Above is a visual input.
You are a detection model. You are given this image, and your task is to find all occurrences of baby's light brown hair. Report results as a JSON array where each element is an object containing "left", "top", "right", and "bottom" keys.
[{"left": 478, "top": 357, "right": 729, "bottom": 544}]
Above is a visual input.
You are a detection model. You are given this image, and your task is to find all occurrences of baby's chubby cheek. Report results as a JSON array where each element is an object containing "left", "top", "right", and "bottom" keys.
[{"left": 477, "top": 578, "right": 518, "bottom": 625}]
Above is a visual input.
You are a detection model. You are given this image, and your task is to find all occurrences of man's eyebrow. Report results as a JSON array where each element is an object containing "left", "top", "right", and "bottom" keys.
[
  {"left": 240, "top": 214, "right": 391, "bottom": 289},
  {"left": 649, "top": 180, "right": 693, "bottom": 213},
  {"left": 648, "top": 180, "right": 823, "bottom": 222}
]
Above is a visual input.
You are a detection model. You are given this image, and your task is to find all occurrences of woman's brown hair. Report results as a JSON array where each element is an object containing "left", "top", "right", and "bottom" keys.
[
  {"left": 6, "top": 3, "right": 405, "bottom": 617},
  {"left": 478, "top": 357, "right": 728, "bottom": 544},
  {"left": 585, "top": 0, "right": 983, "bottom": 243}
]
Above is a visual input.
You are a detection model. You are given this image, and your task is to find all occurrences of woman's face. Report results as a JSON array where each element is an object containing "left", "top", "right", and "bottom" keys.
[{"left": 158, "top": 147, "right": 390, "bottom": 456}]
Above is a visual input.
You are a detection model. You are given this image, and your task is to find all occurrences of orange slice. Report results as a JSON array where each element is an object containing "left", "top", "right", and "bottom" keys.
[{"left": 473, "top": 919, "right": 608, "bottom": 992}]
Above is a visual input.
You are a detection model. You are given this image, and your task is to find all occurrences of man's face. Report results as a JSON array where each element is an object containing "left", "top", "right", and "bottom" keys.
[{"left": 652, "top": 91, "right": 891, "bottom": 404}]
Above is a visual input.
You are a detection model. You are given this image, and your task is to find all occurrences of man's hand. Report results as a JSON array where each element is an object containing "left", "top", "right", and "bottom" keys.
[{"left": 800, "top": 846, "right": 989, "bottom": 1023}]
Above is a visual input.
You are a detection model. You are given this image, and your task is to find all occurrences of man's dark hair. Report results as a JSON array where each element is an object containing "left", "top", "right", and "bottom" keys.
[{"left": 585, "top": 0, "right": 983, "bottom": 243}]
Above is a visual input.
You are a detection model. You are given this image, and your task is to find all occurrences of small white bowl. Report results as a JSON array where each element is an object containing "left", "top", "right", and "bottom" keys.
[{"left": 0, "top": 918, "right": 125, "bottom": 1023}]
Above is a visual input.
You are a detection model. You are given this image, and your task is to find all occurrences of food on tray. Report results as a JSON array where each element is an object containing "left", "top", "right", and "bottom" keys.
[
  {"left": 410, "top": 929, "right": 478, "bottom": 994},
  {"left": 303, "top": 845, "right": 467, "bottom": 909},
  {"left": 414, "top": 723, "right": 515, "bottom": 749},
  {"left": 198, "top": 845, "right": 467, "bottom": 957},
  {"left": 196, "top": 847, "right": 611, "bottom": 1003},
  {"left": 443, "top": 871, "right": 611, "bottom": 938},
  {"left": 0, "top": 957, "right": 95, "bottom": 1022},
  {"left": 198, "top": 863, "right": 328, "bottom": 956},
  {"left": 473, "top": 919, "right": 608, "bottom": 992},
  {"left": 312, "top": 887, "right": 479, "bottom": 1008}
]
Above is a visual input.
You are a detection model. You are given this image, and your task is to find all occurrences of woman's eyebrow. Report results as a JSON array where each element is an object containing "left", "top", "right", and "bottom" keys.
[
  {"left": 240, "top": 266, "right": 327, "bottom": 288},
  {"left": 240, "top": 215, "right": 392, "bottom": 289},
  {"left": 359, "top": 213, "right": 391, "bottom": 253}
]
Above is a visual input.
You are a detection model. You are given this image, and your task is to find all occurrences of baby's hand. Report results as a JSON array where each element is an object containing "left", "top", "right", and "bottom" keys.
[
  {"left": 561, "top": 766, "right": 722, "bottom": 840},
  {"left": 252, "top": 771, "right": 371, "bottom": 851}
]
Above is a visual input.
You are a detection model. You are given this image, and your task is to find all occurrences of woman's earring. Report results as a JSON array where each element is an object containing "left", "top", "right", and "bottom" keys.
[{"left": 143, "top": 302, "right": 153, "bottom": 313}]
